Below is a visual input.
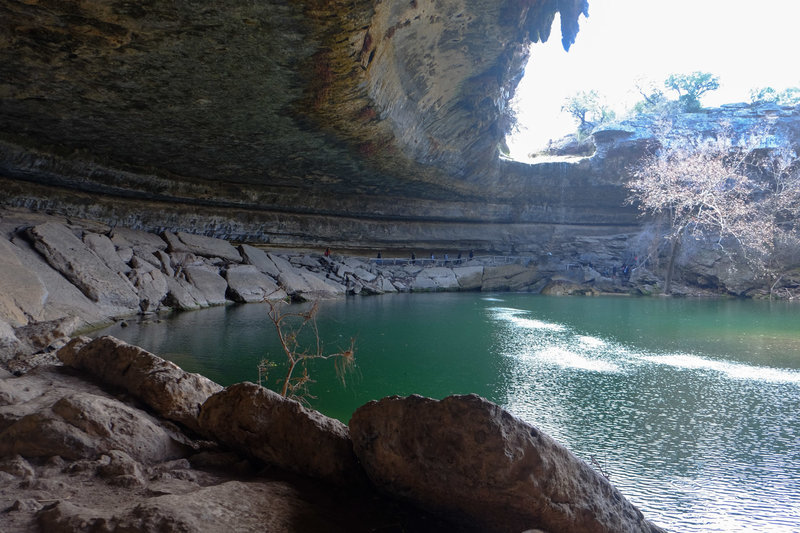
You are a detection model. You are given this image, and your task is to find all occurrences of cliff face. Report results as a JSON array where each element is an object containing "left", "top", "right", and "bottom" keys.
[{"left": 0, "top": 0, "right": 639, "bottom": 253}]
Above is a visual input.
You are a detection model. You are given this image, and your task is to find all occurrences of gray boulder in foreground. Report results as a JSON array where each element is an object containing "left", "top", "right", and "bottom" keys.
[
  {"left": 199, "top": 382, "right": 365, "bottom": 487},
  {"left": 57, "top": 336, "right": 222, "bottom": 434},
  {"left": 349, "top": 394, "right": 665, "bottom": 533}
]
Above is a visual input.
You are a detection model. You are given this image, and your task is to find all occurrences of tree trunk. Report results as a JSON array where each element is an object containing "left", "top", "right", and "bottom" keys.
[{"left": 664, "top": 236, "right": 680, "bottom": 295}]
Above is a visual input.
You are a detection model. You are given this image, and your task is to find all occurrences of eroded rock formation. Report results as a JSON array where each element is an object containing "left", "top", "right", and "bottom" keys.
[
  {"left": 0, "top": 0, "right": 636, "bottom": 255},
  {"left": 350, "top": 394, "right": 665, "bottom": 533}
]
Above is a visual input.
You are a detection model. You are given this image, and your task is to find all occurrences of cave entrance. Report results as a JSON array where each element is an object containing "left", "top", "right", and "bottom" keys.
[
  {"left": 505, "top": 1, "right": 800, "bottom": 164},
  {"left": 504, "top": 12, "right": 592, "bottom": 163}
]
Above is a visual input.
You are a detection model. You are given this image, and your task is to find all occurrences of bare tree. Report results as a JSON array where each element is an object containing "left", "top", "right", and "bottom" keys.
[
  {"left": 626, "top": 123, "right": 800, "bottom": 294},
  {"left": 259, "top": 299, "right": 355, "bottom": 403}
]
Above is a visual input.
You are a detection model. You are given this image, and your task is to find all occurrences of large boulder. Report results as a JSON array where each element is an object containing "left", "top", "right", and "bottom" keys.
[
  {"left": 129, "top": 268, "right": 169, "bottom": 313},
  {"left": 171, "top": 231, "right": 242, "bottom": 263},
  {"left": 83, "top": 232, "right": 131, "bottom": 275},
  {"left": 164, "top": 275, "right": 207, "bottom": 311},
  {"left": 225, "top": 265, "right": 286, "bottom": 303},
  {"left": 239, "top": 244, "right": 281, "bottom": 277},
  {"left": 0, "top": 237, "right": 47, "bottom": 327},
  {"left": 110, "top": 227, "right": 168, "bottom": 253},
  {"left": 412, "top": 267, "right": 459, "bottom": 291},
  {"left": 269, "top": 253, "right": 346, "bottom": 300},
  {"left": 453, "top": 265, "right": 484, "bottom": 290},
  {"left": 198, "top": 382, "right": 364, "bottom": 487},
  {"left": 183, "top": 265, "right": 229, "bottom": 306},
  {"left": 7, "top": 237, "right": 113, "bottom": 327},
  {"left": 0, "top": 367, "right": 186, "bottom": 463},
  {"left": 349, "top": 394, "right": 665, "bottom": 533},
  {"left": 57, "top": 336, "right": 222, "bottom": 434},
  {"left": 28, "top": 222, "right": 140, "bottom": 310},
  {"left": 482, "top": 263, "right": 541, "bottom": 291}
]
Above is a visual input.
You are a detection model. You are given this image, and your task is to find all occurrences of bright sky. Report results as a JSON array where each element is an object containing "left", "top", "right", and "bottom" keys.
[{"left": 508, "top": 0, "right": 800, "bottom": 157}]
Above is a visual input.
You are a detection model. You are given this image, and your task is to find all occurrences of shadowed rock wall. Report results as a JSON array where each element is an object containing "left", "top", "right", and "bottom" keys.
[{"left": 0, "top": 0, "right": 640, "bottom": 253}]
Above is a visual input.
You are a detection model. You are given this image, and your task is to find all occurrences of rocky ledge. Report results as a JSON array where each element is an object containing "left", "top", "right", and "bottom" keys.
[
  {"left": 1, "top": 206, "right": 660, "bottom": 366},
  {"left": 0, "top": 335, "right": 665, "bottom": 533}
]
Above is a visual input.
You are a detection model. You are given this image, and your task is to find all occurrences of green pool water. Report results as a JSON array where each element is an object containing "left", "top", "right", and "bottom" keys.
[{"left": 96, "top": 292, "right": 800, "bottom": 532}]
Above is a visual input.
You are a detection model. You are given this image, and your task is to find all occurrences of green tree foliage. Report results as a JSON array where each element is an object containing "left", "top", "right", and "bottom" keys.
[
  {"left": 664, "top": 71, "right": 720, "bottom": 112},
  {"left": 561, "top": 90, "right": 616, "bottom": 136},
  {"left": 750, "top": 86, "right": 800, "bottom": 106},
  {"left": 631, "top": 78, "right": 676, "bottom": 115}
]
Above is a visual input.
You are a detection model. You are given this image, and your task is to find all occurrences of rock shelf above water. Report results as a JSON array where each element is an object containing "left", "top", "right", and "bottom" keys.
[{"left": 0, "top": 207, "right": 648, "bottom": 365}]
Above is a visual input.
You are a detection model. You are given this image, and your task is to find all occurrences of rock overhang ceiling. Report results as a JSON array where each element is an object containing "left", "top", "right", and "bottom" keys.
[{"left": 1, "top": 0, "right": 637, "bottom": 250}]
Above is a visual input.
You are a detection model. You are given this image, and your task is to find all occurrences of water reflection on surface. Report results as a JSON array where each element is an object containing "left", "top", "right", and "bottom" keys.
[
  {"left": 486, "top": 301, "right": 800, "bottom": 532},
  {"left": 97, "top": 293, "right": 800, "bottom": 533}
]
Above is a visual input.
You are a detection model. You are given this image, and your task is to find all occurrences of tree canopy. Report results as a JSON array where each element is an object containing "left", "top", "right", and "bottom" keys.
[
  {"left": 561, "top": 90, "right": 616, "bottom": 136},
  {"left": 663, "top": 71, "right": 720, "bottom": 112},
  {"left": 626, "top": 124, "right": 800, "bottom": 294}
]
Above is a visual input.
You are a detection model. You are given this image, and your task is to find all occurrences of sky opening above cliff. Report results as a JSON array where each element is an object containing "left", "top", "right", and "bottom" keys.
[{"left": 507, "top": 0, "right": 800, "bottom": 160}]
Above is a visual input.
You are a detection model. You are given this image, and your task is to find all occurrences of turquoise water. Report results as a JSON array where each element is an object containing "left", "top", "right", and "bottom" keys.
[{"left": 97, "top": 293, "right": 800, "bottom": 532}]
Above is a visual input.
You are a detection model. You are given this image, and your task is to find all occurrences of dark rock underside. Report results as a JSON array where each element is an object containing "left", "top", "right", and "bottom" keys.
[{"left": 0, "top": 0, "right": 641, "bottom": 253}]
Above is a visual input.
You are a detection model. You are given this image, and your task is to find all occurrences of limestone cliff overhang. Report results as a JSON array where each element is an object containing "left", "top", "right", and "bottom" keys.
[{"left": 0, "top": 1, "right": 589, "bottom": 207}]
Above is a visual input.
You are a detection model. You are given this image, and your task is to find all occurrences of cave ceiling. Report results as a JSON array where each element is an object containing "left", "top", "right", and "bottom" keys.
[
  {"left": 0, "top": 0, "right": 640, "bottom": 250},
  {"left": 0, "top": 0, "right": 589, "bottom": 196}
]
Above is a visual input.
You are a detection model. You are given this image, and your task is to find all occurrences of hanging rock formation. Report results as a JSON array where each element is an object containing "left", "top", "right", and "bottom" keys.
[{"left": 0, "top": 0, "right": 640, "bottom": 255}]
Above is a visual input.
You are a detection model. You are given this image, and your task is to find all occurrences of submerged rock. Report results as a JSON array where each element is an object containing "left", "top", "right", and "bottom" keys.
[{"left": 349, "top": 394, "right": 665, "bottom": 533}]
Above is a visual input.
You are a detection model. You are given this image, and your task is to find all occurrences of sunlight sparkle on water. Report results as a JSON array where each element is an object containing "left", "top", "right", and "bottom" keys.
[{"left": 642, "top": 353, "right": 800, "bottom": 385}]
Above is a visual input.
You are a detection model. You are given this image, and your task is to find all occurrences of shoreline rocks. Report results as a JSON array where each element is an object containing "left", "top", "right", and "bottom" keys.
[
  {"left": 350, "top": 394, "right": 665, "bottom": 533},
  {"left": 0, "top": 336, "right": 665, "bottom": 532},
  {"left": 4, "top": 206, "right": 796, "bottom": 368}
]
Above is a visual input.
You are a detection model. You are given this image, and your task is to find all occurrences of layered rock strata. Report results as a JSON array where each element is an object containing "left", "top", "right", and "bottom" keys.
[
  {"left": 0, "top": 335, "right": 664, "bottom": 532},
  {"left": 0, "top": 0, "right": 638, "bottom": 256},
  {"left": 5, "top": 205, "right": 794, "bottom": 366},
  {"left": 0, "top": 207, "right": 661, "bottom": 364}
]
